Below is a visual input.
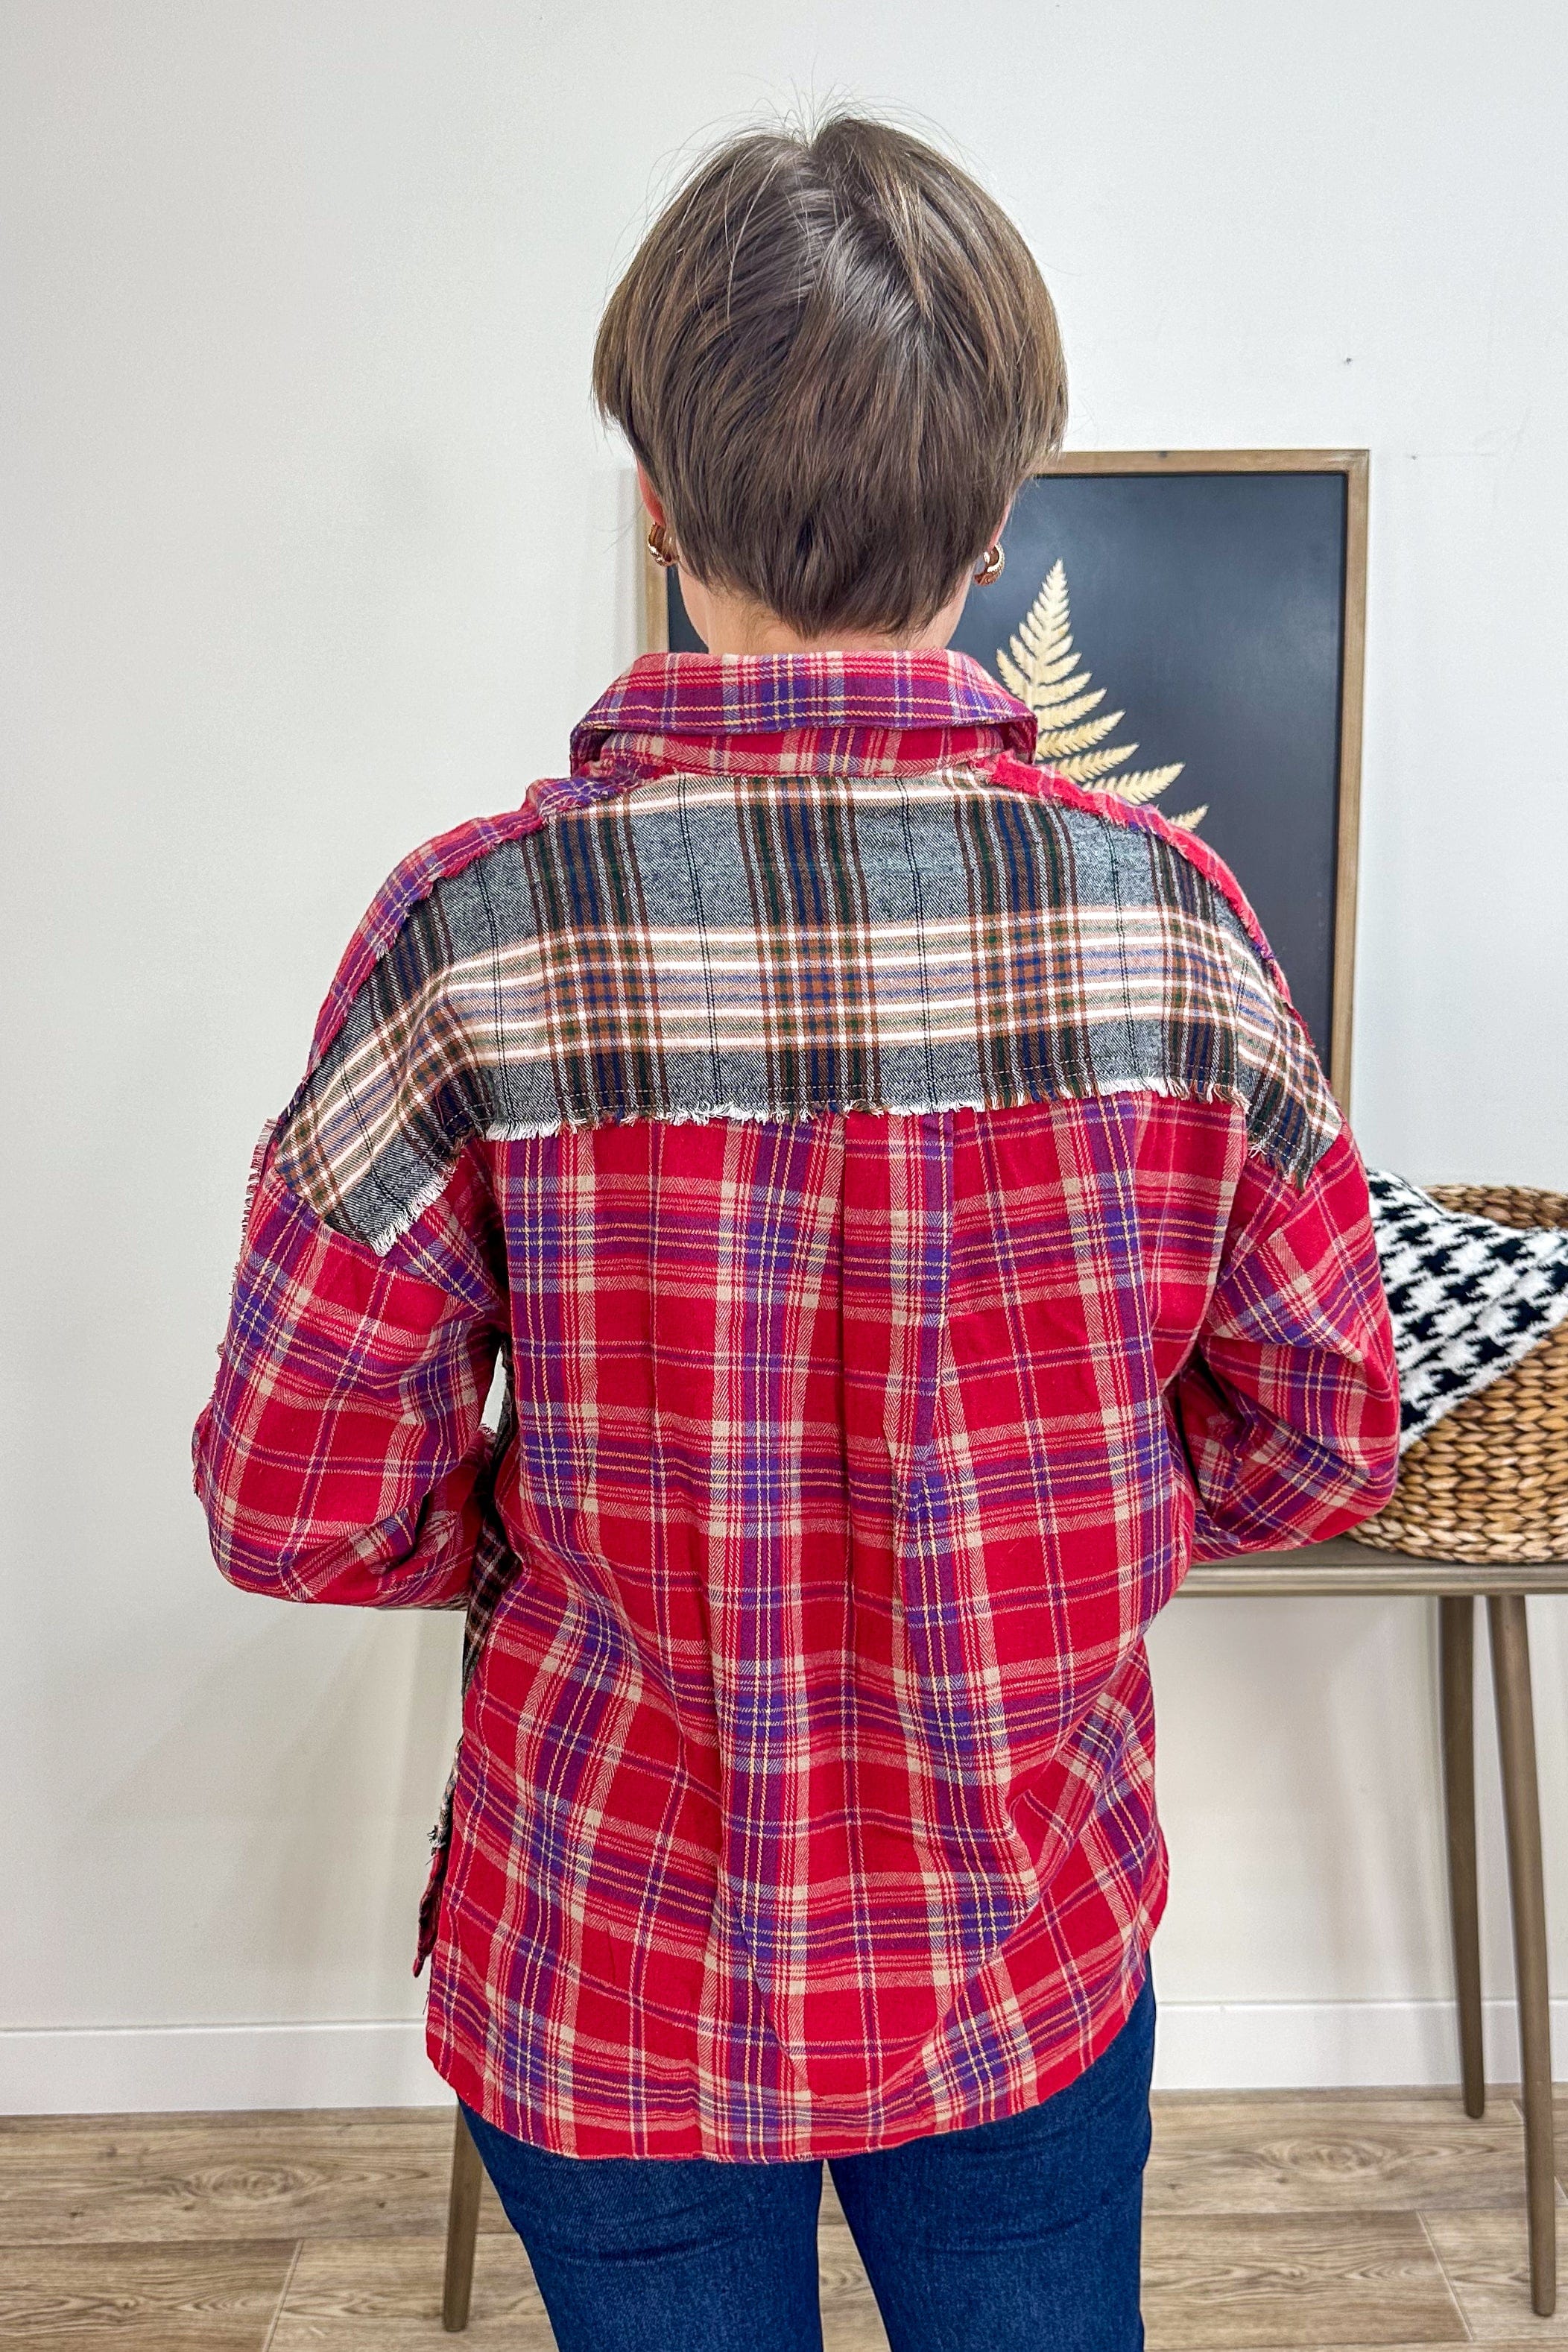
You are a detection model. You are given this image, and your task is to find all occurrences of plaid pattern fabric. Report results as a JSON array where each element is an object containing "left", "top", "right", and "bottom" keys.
[
  {"left": 195, "top": 651, "right": 1399, "bottom": 2160},
  {"left": 273, "top": 708, "right": 1339, "bottom": 1259}
]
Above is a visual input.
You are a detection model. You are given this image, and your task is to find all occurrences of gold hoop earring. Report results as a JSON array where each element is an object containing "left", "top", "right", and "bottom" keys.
[
  {"left": 647, "top": 519, "right": 677, "bottom": 569},
  {"left": 974, "top": 543, "right": 1005, "bottom": 587}
]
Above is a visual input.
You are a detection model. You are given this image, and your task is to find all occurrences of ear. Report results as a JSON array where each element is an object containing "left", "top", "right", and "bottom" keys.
[{"left": 636, "top": 462, "right": 667, "bottom": 530}]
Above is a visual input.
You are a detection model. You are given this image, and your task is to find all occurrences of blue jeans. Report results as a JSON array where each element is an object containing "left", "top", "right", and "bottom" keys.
[{"left": 461, "top": 1968, "right": 1154, "bottom": 2352}]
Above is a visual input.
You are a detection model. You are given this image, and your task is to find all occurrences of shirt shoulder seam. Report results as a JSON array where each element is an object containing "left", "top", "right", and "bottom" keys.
[{"left": 987, "top": 752, "right": 1292, "bottom": 1004}]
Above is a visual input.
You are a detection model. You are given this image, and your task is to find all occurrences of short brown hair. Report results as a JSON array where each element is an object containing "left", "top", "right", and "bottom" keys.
[{"left": 593, "top": 113, "right": 1066, "bottom": 637}]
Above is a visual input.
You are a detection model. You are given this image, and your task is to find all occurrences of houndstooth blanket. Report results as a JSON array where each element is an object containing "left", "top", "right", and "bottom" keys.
[{"left": 1368, "top": 1169, "right": 1568, "bottom": 1452}]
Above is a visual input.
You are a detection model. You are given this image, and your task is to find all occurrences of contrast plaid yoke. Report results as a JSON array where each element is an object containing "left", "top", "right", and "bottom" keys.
[
  {"left": 195, "top": 651, "right": 1399, "bottom": 2160},
  {"left": 274, "top": 654, "right": 1340, "bottom": 1259}
]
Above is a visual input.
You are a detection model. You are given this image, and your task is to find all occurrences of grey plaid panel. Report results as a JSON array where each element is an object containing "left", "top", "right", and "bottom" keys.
[{"left": 276, "top": 772, "right": 1341, "bottom": 1253}]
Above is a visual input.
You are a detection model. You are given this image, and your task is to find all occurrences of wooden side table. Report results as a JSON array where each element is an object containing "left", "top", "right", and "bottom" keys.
[
  {"left": 1182, "top": 1535, "right": 1564, "bottom": 2315},
  {"left": 442, "top": 2106, "right": 484, "bottom": 2332},
  {"left": 438, "top": 1536, "right": 1564, "bottom": 2328}
]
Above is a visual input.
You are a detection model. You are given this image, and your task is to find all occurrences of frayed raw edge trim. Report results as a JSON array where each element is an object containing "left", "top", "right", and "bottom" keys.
[
  {"left": 353, "top": 1075, "right": 1341, "bottom": 1257},
  {"left": 220, "top": 1118, "right": 282, "bottom": 1297},
  {"left": 486, "top": 1074, "right": 1237, "bottom": 1133},
  {"left": 241, "top": 1119, "right": 278, "bottom": 1247},
  {"left": 359, "top": 1160, "right": 458, "bottom": 1256}
]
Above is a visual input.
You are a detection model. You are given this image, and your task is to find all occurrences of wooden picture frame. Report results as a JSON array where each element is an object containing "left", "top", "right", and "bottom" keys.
[{"left": 644, "top": 449, "right": 1369, "bottom": 1101}]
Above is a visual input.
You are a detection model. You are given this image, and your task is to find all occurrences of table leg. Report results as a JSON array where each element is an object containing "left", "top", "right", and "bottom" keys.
[
  {"left": 442, "top": 2105, "right": 484, "bottom": 2332},
  {"left": 1439, "top": 1595, "right": 1485, "bottom": 2117},
  {"left": 1488, "top": 1592, "right": 1558, "bottom": 2318}
]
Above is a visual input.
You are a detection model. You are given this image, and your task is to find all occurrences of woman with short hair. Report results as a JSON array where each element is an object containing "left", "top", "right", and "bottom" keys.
[{"left": 197, "top": 112, "right": 1398, "bottom": 2352}]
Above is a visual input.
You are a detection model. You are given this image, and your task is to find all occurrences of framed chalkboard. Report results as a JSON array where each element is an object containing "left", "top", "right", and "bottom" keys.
[{"left": 645, "top": 451, "right": 1368, "bottom": 1098}]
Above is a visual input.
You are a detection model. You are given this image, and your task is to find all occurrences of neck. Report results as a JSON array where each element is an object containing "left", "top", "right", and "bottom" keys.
[{"left": 677, "top": 577, "right": 970, "bottom": 658}]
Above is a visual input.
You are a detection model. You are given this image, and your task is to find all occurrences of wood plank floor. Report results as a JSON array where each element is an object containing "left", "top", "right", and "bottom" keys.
[{"left": 0, "top": 2090, "right": 1561, "bottom": 2349}]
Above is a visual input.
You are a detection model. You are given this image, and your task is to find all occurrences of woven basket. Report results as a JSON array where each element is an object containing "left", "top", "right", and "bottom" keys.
[{"left": 1355, "top": 1183, "right": 1568, "bottom": 1564}]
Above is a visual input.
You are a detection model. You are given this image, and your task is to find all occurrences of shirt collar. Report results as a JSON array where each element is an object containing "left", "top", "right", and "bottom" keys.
[{"left": 569, "top": 649, "right": 1037, "bottom": 780}]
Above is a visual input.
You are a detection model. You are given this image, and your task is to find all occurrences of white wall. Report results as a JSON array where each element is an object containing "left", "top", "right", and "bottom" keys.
[{"left": 4, "top": 0, "right": 1566, "bottom": 2109}]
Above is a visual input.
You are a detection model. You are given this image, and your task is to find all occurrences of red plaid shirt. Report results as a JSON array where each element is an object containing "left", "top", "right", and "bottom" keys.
[{"left": 195, "top": 652, "right": 1398, "bottom": 2159}]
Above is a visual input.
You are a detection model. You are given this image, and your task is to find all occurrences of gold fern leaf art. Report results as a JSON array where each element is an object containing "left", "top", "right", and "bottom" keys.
[{"left": 996, "top": 560, "right": 1207, "bottom": 829}]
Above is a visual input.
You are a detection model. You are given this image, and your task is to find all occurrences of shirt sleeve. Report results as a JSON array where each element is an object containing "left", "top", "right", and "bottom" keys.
[
  {"left": 192, "top": 1125, "right": 505, "bottom": 1608},
  {"left": 1172, "top": 1122, "right": 1401, "bottom": 1559}
]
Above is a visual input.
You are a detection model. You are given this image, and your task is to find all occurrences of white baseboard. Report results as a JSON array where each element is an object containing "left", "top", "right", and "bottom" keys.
[
  {"left": 1150, "top": 1995, "right": 1568, "bottom": 2092},
  {"left": 0, "top": 2020, "right": 447, "bottom": 2114},
  {"left": 2, "top": 2000, "right": 1564, "bottom": 2114}
]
